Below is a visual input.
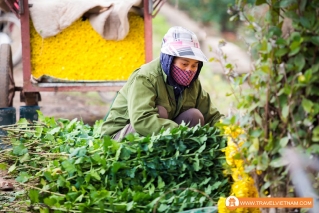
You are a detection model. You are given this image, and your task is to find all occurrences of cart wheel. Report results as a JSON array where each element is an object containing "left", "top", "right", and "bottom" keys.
[{"left": 0, "top": 44, "right": 15, "bottom": 108}]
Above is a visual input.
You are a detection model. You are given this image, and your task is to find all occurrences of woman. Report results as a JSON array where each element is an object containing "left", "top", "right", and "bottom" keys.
[{"left": 102, "top": 26, "right": 222, "bottom": 140}]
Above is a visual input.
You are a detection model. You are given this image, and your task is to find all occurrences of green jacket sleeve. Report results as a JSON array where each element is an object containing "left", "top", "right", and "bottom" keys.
[
  {"left": 127, "top": 75, "right": 178, "bottom": 136},
  {"left": 195, "top": 82, "right": 223, "bottom": 126}
]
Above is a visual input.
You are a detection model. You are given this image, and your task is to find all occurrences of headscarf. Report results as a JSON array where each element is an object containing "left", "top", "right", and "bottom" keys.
[{"left": 160, "top": 52, "right": 203, "bottom": 102}]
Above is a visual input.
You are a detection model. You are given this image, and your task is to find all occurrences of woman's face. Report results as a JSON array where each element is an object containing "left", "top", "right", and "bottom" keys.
[{"left": 172, "top": 57, "right": 199, "bottom": 72}]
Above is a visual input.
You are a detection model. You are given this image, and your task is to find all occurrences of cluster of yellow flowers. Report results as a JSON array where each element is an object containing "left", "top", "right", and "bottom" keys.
[
  {"left": 218, "top": 123, "right": 260, "bottom": 213},
  {"left": 30, "top": 13, "right": 145, "bottom": 81}
]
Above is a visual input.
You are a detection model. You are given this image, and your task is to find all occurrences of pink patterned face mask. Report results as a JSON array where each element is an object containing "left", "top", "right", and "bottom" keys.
[{"left": 171, "top": 65, "right": 196, "bottom": 86}]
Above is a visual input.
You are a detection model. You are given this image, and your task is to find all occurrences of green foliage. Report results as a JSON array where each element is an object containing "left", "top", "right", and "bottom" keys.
[
  {"left": 227, "top": 0, "right": 319, "bottom": 202},
  {"left": 167, "top": 0, "right": 253, "bottom": 32},
  {"left": 0, "top": 112, "right": 230, "bottom": 212},
  {"left": 168, "top": 0, "right": 233, "bottom": 32}
]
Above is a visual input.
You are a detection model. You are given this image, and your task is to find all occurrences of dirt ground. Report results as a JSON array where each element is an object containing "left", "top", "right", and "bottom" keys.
[{"left": 12, "top": 63, "right": 115, "bottom": 126}]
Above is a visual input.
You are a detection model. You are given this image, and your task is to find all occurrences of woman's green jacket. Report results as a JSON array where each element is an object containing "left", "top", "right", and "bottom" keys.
[{"left": 101, "top": 58, "right": 222, "bottom": 137}]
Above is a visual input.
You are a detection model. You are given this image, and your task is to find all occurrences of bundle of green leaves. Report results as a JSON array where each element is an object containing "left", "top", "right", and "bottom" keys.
[{"left": 0, "top": 112, "right": 230, "bottom": 213}]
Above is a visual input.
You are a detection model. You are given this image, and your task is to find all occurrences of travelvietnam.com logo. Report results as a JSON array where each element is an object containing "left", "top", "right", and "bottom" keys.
[{"left": 225, "top": 196, "right": 313, "bottom": 210}]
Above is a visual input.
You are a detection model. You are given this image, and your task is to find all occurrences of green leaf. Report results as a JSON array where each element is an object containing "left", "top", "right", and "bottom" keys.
[
  {"left": 90, "top": 169, "right": 101, "bottom": 181},
  {"left": 17, "top": 118, "right": 29, "bottom": 126},
  {"left": 255, "top": 0, "right": 266, "bottom": 6},
  {"left": 157, "top": 176, "right": 165, "bottom": 189},
  {"left": 8, "top": 164, "right": 16, "bottom": 173},
  {"left": 0, "top": 163, "right": 8, "bottom": 170},
  {"left": 115, "top": 144, "right": 122, "bottom": 160},
  {"left": 157, "top": 204, "right": 169, "bottom": 212},
  {"left": 192, "top": 154, "right": 200, "bottom": 171},
  {"left": 269, "top": 26, "right": 282, "bottom": 37},
  {"left": 282, "top": 105, "right": 289, "bottom": 120},
  {"left": 269, "top": 157, "right": 289, "bottom": 168},
  {"left": 47, "top": 127, "right": 61, "bottom": 135},
  {"left": 257, "top": 152, "right": 269, "bottom": 171},
  {"left": 13, "top": 144, "right": 28, "bottom": 156},
  {"left": 112, "top": 162, "right": 126, "bottom": 174},
  {"left": 279, "top": 0, "right": 296, "bottom": 7},
  {"left": 275, "top": 48, "right": 288, "bottom": 57},
  {"left": 311, "top": 36, "right": 319, "bottom": 45},
  {"left": 249, "top": 129, "right": 263, "bottom": 138},
  {"left": 313, "top": 126, "right": 319, "bottom": 135},
  {"left": 304, "top": 68, "right": 313, "bottom": 82},
  {"left": 120, "top": 147, "right": 131, "bottom": 160},
  {"left": 75, "top": 194, "right": 84, "bottom": 203},
  {"left": 44, "top": 197, "right": 57, "bottom": 206},
  {"left": 259, "top": 39, "right": 272, "bottom": 54},
  {"left": 307, "top": 144, "right": 319, "bottom": 154},
  {"left": 66, "top": 118, "right": 78, "bottom": 132},
  {"left": 16, "top": 171, "right": 31, "bottom": 183},
  {"left": 29, "top": 189, "right": 40, "bottom": 204},
  {"left": 125, "top": 167, "right": 136, "bottom": 178},
  {"left": 300, "top": 16, "right": 311, "bottom": 29},
  {"left": 249, "top": 138, "right": 259, "bottom": 153},
  {"left": 35, "top": 127, "right": 43, "bottom": 138},
  {"left": 280, "top": 137, "right": 289, "bottom": 147},
  {"left": 44, "top": 171, "right": 53, "bottom": 182},
  {"left": 276, "top": 38, "right": 287, "bottom": 45},
  {"left": 289, "top": 41, "right": 301, "bottom": 56},
  {"left": 302, "top": 98, "right": 313, "bottom": 113},
  {"left": 39, "top": 208, "right": 50, "bottom": 213},
  {"left": 196, "top": 143, "right": 206, "bottom": 153},
  {"left": 126, "top": 201, "right": 135, "bottom": 211},
  {"left": 19, "top": 153, "right": 30, "bottom": 163},
  {"left": 312, "top": 126, "right": 319, "bottom": 142},
  {"left": 294, "top": 54, "right": 305, "bottom": 71},
  {"left": 254, "top": 112, "right": 263, "bottom": 127},
  {"left": 61, "top": 160, "right": 77, "bottom": 174},
  {"left": 148, "top": 183, "right": 155, "bottom": 195},
  {"left": 91, "top": 152, "right": 102, "bottom": 163},
  {"left": 211, "top": 181, "right": 222, "bottom": 190}
]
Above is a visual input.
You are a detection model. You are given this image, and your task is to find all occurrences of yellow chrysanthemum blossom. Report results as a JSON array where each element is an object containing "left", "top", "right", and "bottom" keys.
[
  {"left": 30, "top": 13, "right": 145, "bottom": 81},
  {"left": 231, "top": 167, "right": 248, "bottom": 181},
  {"left": 224, "top": 145, "right": 237, "bottom": 166},
  {"left": 217, "top": 197, "right": 230, "bottom": 213},
  {"left": 234, "top": 208, "right": 249, "bottom": 213},
  {"left": 218, "top": 122, "right": 261, "bottom": 213},
  {"left": 223, "top": 125, "right": 245, "bottom": 139}
]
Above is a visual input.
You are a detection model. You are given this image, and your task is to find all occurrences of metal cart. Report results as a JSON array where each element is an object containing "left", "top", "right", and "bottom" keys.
[{"left": 0, "top": 0, "right": 165, "bottom": 108}]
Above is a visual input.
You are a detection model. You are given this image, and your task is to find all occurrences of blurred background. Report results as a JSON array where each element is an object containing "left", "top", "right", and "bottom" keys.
[{"left": 11, "top": 0, "right": 253, "bottom": 125}]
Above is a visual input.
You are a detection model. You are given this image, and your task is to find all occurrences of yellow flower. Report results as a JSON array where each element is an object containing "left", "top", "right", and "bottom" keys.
[
  {"left": 223, "top": 125, "right": 245, "bottom": 139},
  {"left": 235, "top": 208, "right": 249, "bottom": 213},
  {"left": 30, "top": 13, "right": 145, "bottom": 81},
  {"left": 250, "top": 208, "right": 261, "bottom": 213},
  {"left": 231, "top": 167, "right": 248, "bottom": 181},
  {"left": 218, "top": 123, "right": 260, "bottom": 213},
  {"left": 217, "top": 197, "right": 230, "bottom": 213},
  {"left": 231, "top": 180, "right": 250, "bottom": 197},
  {"left": 234, "top": 159, "right": 244, "bottom": 168},
  {"left": 225, "top": 146, "right": 237, "bottom": 166}
]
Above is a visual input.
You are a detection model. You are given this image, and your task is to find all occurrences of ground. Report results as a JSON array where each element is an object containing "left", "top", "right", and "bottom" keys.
[{"left": 12, "top": 63, "right": 114, "bottom": 126}]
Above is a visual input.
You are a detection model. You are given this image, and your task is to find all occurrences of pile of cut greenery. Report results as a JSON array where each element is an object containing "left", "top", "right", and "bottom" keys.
[{"left": 0, "top": 112, "right": 230, "bottom": 213}]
